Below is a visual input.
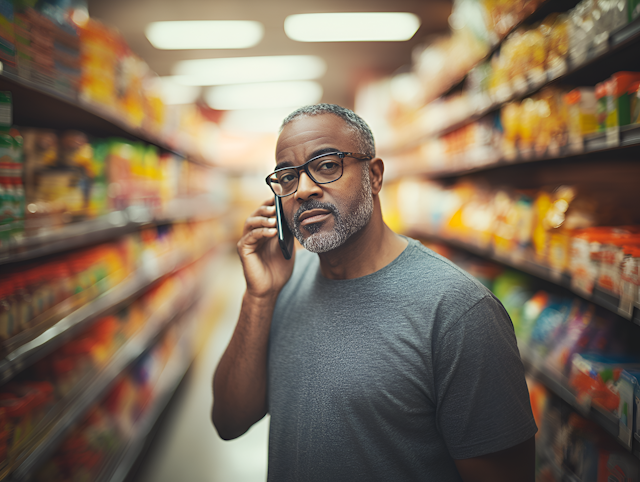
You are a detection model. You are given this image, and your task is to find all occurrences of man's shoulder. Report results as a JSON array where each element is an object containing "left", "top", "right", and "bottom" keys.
[{"left": 402, "top": 239, "right": 489, "bottom": 295}]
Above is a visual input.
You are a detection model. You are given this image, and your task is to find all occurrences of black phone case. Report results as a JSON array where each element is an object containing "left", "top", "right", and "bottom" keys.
[{"left": 275, "top": 197, "right": 294, "bottom": 260}]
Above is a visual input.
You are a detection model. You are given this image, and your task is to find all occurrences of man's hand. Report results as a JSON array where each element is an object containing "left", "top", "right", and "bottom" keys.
[
  {"left": 238, "top": 199, "right": 295, "bottom": 299},
  {"left": 213, "top": 199, "right": 295, "bottom": 440}
]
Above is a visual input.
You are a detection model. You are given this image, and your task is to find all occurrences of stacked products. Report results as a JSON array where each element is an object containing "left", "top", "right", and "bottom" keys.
[
  {"left": 0, "top": 259, "right": 201, "bottom": 472},
  {"left": 388, "top": 179, "right": 640, "bottom": 312},
  {"left": 0, "top": 219, "right": 218, "bottom": 346},
  {"left": 529, "top": 378, "right": 640, "bottom": 481},
  {"left": 411, "top": 0, "right": 548, "bottom": 107},
  {"left": 0, "top": 0, "right": 163, "bottom": 133},
  {"left": 366, "top": 0, "right": 640, "bottom": 158},
  {"left": 22, "top": 128, "right": 208, "bottom": 225},
  {"left": 421, "top": 70, "right": 640, "bottom": 171},
  {"left": 0, "top": 103, "right": 24, "bottom": 246},
  {"left": 0, "top": 97, "right": 216, "bottom": 247},
  {"left": 31, "top": 314, "right": 193, "bottom": 482}
]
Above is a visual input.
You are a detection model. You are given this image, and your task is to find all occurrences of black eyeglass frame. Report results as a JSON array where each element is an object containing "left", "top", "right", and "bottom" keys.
[{"left": 265, "top": 151, "right": 372, "bottom": 198}]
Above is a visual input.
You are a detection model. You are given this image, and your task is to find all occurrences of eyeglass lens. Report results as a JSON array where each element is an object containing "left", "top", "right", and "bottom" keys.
[{"left": 269, "top": 154, "right": 343, "bottom": 196}]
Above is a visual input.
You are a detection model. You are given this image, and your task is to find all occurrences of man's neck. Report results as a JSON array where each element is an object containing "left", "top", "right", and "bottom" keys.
[{"left": 317, "top": 214, "right": 408, "bottom": 280}]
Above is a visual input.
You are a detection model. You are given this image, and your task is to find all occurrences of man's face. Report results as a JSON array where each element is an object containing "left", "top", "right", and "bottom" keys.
[{"left": 274, "top": 114, "right": 374, "bottom": 253}]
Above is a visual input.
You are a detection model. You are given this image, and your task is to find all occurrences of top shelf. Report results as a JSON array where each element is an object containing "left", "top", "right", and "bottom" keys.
[
  {"left": 436, "top": 16, "right": 640, "bottom": 142},
  {"left": 438, "top": 0, "right": 582, "bottom": 100},
  {"left": 0, "top": 66, "right": 211, "bottom": 167}
]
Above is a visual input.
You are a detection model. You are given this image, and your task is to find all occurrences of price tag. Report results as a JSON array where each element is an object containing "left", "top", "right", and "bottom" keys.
[
  {"left": 547, "top": 60, "right": 568, "bottom": 81},
  {"left": 606, "top": 126, "right": 620, "bottom": 148}
]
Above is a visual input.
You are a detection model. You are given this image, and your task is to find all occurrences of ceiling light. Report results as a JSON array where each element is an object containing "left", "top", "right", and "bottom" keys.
[
  {"left": 284, "top": 13, "right": 420, "bottom": 42},
  {"left": 205, "top": 81, "right": 323, "bottom": 110},
  {"left": 155, "top": 77, "right": 201, "bottom": 105},
  {"left": 145, "top": 21, "right": 264, "bottom": 50},
  {"left": 172, "top": 55, "right": 326, "bottom": 86}
]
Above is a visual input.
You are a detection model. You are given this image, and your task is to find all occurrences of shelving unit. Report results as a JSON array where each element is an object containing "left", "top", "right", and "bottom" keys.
[
  {"left": 379, "top": 1, "right": 640, "bottom": 474},
  {"left": 5, "top": 282, "right": 204, "bottom": 482},
  {"left": 410, "top": 230, "right": 640, "bottom": 325},
  {"left": 0, "top": 195, "right": 222, "bottom": 266},
  {"left": 425, "top": 17, "right": 640, "bottom": 146},
  {"left": 0, "top": 15, "right": 224, "bottom": 479},
  {"left": 0, "top": 244, "right": 215, "bottom": 387},
  {"left": 436, "top": 0, "right": 583, "bottom": 101},
  {"left": 521, "top": 351, "right": 622, "bottom": 440},
  {"left": 94, "top": 311, "right": 197, "bottom": 482},
  {"left": 0, "top": 66, "right": 210, "bottom": 166}
]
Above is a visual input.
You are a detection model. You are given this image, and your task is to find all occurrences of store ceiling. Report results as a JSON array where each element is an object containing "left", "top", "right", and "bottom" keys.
[{"left": 87, "top": 0, "right": 453, "bottom": 109}]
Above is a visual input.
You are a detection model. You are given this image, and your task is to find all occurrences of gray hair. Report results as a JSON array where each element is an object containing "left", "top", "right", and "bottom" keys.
[{"left": 280, "top": 104, "right": 375, "bottom": 158}]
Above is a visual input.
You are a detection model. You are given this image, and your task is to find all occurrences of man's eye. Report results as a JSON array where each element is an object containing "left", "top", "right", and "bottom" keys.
[
  {"left": 279, "top": 173, "right": 296, "bottom": 184},
  {"left": 317, "top": 161, "right": 339, "bottom": 171}
]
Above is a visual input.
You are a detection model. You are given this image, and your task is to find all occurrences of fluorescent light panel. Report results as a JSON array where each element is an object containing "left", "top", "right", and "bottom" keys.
[
  {"left": 145, "top": 21, "right": 263, "bottom": 50},
  {"left": 206, "top": 81, "right": 323, "bottom": 110},
  {"left": 284, "top": 12, "right": 420, "bottom": 42},
  {"left": 172, "top": 55, "right": 326, "bottom": 86}
]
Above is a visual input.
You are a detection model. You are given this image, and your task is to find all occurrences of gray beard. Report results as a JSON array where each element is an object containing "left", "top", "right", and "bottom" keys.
[{"left": 291, "top": 168, "right": 373, "bottom": 253}]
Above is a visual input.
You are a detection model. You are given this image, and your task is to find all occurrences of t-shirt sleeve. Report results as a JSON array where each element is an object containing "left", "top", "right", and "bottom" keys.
[{"left": 433, "top": 294, "right": 538, "bottom": 460}]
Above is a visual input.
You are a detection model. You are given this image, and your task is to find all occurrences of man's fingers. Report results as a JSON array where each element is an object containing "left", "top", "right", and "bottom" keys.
[
  {"left": 240, "top": 226, "right": 278, "bottom": 248},
  {"left": 244, "top": 215, "right": 276, "bottom": 235},
  {"left": 253, "top": 204, "right": 275, "bottom": 217}
]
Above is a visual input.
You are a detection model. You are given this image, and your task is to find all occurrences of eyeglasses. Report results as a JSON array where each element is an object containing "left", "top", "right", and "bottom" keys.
[{"left": 266, "top": 151, "right": 372, "bottom": 197}]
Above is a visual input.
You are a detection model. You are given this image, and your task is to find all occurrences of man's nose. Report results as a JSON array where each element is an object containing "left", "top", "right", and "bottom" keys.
[{"left": 296, "top": 171, "right": 323, "bottom": 202}]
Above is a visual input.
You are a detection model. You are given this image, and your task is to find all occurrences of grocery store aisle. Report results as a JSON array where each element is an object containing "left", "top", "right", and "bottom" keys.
[{"left": 130, "top": 249, "right": 270, "bottom": 482}]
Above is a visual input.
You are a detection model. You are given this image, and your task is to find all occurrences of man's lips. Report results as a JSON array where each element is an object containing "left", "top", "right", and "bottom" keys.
[{"left": 298, "top": 209, "right": 331, "bottom": 226}]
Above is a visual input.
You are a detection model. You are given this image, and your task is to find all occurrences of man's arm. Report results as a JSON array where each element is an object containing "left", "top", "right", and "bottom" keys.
[
  {"left": 455, "top": 435, "right": 535, "bottom": 482},
  {"left": 212, "top": 200, "right": 295, "bottom": 440}
]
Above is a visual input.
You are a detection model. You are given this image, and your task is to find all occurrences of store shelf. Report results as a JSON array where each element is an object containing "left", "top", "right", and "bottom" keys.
[
  {"left": 95, "top": 314, "right": 197, "bottom": 482},
  {"left": 5, "top": 284, "right": 202, "bottom": 482},
  {"left": 0, "top": 248, "right": 192, "bottom": 386},
  {"left": 0, "top": 65, "right": 210, "bottom": 165},
  {"left": 435, "top": 16, "right": 640, "bottom": 141},
  {"left": 423, "top": 124, "right": 640, "bottom": 179},
  {"left": 411, "top": 229, "right": 640, "bottom": 325},
  {"left": 0, "top": 195, "right": 222, "bottom": 266},
  {"left": 438, "top": 0, "right": 581, "bottom": 100},
  {"left": 521, "top": 350, "right": 639, "bottom": 458}
]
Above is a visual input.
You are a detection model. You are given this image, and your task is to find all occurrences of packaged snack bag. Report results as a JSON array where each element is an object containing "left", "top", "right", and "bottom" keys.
[
  {"left": 565, "top": 88, "right": 598, "bottom": 152},
  {"left": 606, "top": 72, "right": 640, "bottom": 145}
]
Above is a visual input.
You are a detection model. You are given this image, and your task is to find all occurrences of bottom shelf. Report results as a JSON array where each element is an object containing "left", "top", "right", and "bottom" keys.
[
  {"left": 6, "top": 292, "right": 199, "bottom": 482},
  {"left": 522, "top": 349, "right": 640, "bottom": 461},
  {"left": 96, "top": 312, "right": 196, "bottom": 482}
]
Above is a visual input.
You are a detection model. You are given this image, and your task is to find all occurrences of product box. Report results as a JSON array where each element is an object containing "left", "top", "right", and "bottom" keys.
[
  {"left": 565, "top": 87, "right": 598, "bottom": 152},
  {"left": 618, "top": 370, "right": 640, "bottom": 448},
  {"left": 606, "top": 72, "right": 640, "bottom": 133}
]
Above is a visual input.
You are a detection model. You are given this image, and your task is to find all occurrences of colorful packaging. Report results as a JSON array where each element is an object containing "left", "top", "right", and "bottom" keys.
[
  {"left": 606, "top": 72, "right": 640, "bottom": 140},
  {"left": 565, "top": 87, "right": 598, "bottom": 152}
]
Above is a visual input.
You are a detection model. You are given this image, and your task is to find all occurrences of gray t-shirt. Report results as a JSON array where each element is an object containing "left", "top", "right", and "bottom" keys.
[{"left": 267, "top": 238, "right": 537, "bottom": 481}]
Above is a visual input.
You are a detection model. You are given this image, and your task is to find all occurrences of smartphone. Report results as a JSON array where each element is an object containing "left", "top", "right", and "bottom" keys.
[{"left": 275, "top": 196, "right": 294, "bottom": 260}]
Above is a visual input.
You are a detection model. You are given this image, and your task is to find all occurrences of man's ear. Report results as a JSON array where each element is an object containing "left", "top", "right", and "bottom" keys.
[{"left": 369, "top": 158, "right": 384, "bottom": 195}]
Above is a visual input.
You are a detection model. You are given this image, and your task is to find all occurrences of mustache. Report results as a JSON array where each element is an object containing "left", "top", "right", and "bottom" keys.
[{"left": 293, "top": 200, "right": 338, "bottom": 226}]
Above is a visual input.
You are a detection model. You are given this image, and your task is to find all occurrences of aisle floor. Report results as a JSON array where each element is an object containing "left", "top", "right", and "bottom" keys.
[{"left": 132, "top": 250, "right": 270, "bottom": 482}]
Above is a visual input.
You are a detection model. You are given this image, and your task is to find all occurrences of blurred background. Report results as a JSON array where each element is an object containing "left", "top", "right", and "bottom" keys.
[{"left": 0, "top": 0, "right": 640, "bottom": 480}]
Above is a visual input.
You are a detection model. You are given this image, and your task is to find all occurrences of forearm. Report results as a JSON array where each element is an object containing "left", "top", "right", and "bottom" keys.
[{"left": 212, "top": 291, "right": 277, "bottom": 440}]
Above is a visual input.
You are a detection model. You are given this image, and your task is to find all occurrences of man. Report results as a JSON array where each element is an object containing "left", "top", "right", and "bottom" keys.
[{"left": 212, "top": 104, "right": 537, "bottom": 481}]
